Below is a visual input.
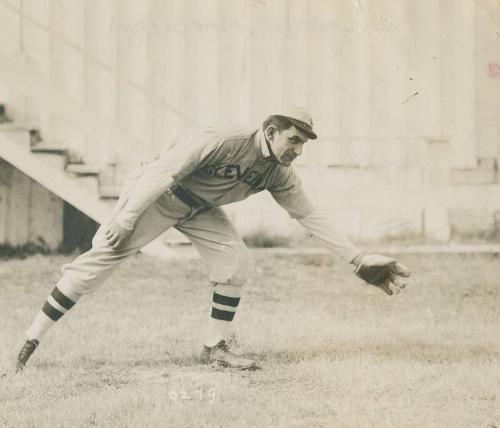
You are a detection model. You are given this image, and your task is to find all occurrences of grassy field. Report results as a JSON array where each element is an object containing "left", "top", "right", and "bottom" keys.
[{"left": 0, "top": 250, "right": 499, "bottom": 427}]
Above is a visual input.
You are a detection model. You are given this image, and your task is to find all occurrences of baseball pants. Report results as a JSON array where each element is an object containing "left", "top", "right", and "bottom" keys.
[{"left": 55, "top": 182, "right": 250, "bottom": 299}]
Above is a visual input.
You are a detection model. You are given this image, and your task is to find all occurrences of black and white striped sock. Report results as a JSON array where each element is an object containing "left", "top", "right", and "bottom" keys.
[
  {"left": 25, "top": 286, "right": 79, "bottom": 341},
  {"left": 205, "top": 283, "right": 242, "bottom": 347},
  {"left": 42, "top": 286, "right": 76, "bottom": 321},
  {"left": 211, "top": 292, "right": 240, "bottom": 321}
]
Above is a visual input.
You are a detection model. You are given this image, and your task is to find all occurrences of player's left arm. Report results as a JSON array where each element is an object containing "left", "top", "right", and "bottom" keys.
[
  {"left": 269, "top": 168, "right": 411, "bottom": 295},
  {"left": 298, "top": 213, "right": 411, "bottom": 295},
  {"left": 350, "top": 253, "right": 411, "bottom": 296}
]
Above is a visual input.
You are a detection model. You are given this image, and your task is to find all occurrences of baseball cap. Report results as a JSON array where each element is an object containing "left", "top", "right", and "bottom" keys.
[{"left": 275, "top": 104, "right": 317, "bottom": 140}]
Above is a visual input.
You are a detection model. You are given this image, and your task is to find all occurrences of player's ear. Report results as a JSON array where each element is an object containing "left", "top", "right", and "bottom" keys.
[{"left": 265, "top": 125, "right": 277, "bottom": 142}]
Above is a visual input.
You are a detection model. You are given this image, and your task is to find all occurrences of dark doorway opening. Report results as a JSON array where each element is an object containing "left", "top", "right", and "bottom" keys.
[{"left": 60, "top": 202, "right": 99, "bottom": 253}]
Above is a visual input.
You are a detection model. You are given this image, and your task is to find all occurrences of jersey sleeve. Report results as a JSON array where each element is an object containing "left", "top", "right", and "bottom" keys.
[
  {"left": 297, "top": 212, "right": 362, "bottom": 263},
  {"left": 269, "top": 167, "right": 361, "bottom": 263},
  {"left": 268, "top": 167, "right": 315, "bottom": 219},
  {"left": 113, "top": 129, "right": 226, "bottom": 230}
]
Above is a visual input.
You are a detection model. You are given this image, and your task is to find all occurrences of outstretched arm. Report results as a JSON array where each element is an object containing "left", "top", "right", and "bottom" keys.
[
  {"left": 299, "top": 213, "right": 411, "bottom": 295},
  {"left": 297, "top": 211, "right": 362, "bottom": 263},
  {"left": 269, "top": 168, "right": 411, "bottom": 295}
]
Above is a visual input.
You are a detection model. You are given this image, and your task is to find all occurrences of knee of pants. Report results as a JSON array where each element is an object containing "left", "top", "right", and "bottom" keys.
[
  {"left": 58, "top": 261, "right": 117, "bottom": 296},
  {"left": 58, "top": 234, "right": 129, "bottom": 296},
  {"left": 208, "top": 242, "right": 251, "bottom": 286}
]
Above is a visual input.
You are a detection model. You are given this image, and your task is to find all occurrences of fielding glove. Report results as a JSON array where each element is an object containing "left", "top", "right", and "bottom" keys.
[{"left": 354, "top": 254, "right": 411, "bottom": 295}]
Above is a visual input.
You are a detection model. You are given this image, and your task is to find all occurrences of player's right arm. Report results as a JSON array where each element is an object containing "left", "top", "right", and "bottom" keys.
[
  {"left": 112, "top": 129, "right": 226, "bottom": 231},
  {"left": 104, "top": 219, "right": 133, "bottom": 249}
]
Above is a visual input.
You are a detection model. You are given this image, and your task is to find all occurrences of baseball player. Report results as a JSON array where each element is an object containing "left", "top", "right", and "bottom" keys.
[{"left": 16, "top": 105, "right": 411, "bottom": 371}]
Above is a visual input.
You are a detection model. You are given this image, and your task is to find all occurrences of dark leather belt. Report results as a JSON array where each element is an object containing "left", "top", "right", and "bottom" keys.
[{"left": 172, "top": 184, "right": 203, "bottom": 208}]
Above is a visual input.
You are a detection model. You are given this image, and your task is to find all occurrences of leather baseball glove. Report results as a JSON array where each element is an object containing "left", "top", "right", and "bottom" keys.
[{"left": 354, "top": 254, "right": 411, "bottom": 295}]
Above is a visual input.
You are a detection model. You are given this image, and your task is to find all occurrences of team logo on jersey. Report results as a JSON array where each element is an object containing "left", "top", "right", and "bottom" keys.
[{"left": 203, "top": 164, "right": 266, "bottom": 192}]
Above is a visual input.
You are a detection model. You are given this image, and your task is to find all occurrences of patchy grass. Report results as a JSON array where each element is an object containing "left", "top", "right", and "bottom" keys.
[{"left": 0, "top": 251, "right": 499, "bottom": 427}]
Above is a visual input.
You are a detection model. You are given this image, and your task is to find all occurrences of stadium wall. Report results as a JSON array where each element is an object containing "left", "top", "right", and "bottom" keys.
[{"left": 0, "top": 0, "right": 499, "bottom": 246}]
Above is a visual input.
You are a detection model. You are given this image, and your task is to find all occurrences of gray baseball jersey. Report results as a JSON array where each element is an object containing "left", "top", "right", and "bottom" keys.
[{"left": 114, "top": 125, "right": 361, "bottom": 263}]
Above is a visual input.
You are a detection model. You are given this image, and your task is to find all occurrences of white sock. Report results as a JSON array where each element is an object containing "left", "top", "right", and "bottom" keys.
[
  {"left": 204, "top": 317, "right": 234, "bottom": 347},
  {"left": 25, "top": 311, "right": 56, "bottom": 342}
]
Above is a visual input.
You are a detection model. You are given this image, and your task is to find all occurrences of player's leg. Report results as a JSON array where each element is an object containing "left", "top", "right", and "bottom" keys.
[
  {"left": 175, "top": 208, "right": 256, "bottom": 369},
  {"left": 17, "top": 191, "right": 190, "bottom": 371}
]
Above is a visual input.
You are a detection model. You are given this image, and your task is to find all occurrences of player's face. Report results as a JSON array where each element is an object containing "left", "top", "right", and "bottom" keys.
[{"left": 268, "top": 126, "right": 309, "bottom": 166}]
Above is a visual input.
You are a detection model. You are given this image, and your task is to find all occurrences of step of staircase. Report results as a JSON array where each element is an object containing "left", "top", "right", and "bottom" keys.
[
  {"left": 0, "top": 122, "right": 28, "bottom": 133},
  {"left": 31, "top": 142, "right": 67, "bottom": 155},
  {"left": 66, "top": 163, "right": 101, "bottom": 175},
  {"left": 99, "top": 185, "right": 121, "bottom": 199}
]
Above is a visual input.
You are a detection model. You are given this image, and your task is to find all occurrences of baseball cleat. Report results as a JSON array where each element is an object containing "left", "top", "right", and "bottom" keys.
[
  {"left": 200, "top": 340, "right": 258, "bottom": 370},
  {"left": 16, "top": 339, "right": 39, "bottom": 372}
]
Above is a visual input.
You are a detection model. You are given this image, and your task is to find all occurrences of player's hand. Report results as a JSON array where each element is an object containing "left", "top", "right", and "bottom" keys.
[
  {"left": 104, "top": 220, "right": 133, "bottom": 250},
  {"left": 353, "top": 254, "right": 411, "bottom": 296}
]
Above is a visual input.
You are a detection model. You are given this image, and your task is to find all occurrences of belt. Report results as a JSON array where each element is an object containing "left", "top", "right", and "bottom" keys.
[{"left": 171, "top": 184, "right": 203, "bottom": 208}]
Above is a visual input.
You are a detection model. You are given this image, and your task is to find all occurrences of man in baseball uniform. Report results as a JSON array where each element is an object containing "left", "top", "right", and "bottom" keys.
[{"left": 16, "top": 105, "right": 410, "bottom": 371}]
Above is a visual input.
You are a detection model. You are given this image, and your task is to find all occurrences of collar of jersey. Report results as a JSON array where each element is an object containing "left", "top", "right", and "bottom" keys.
[{"left": 255, "top": 128, "right": 277, "bottom": 161}]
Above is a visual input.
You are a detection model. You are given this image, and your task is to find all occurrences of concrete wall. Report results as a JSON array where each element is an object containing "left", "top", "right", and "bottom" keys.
[{"left": 0, "top": 0, "right": 499, "bottom": 243}]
